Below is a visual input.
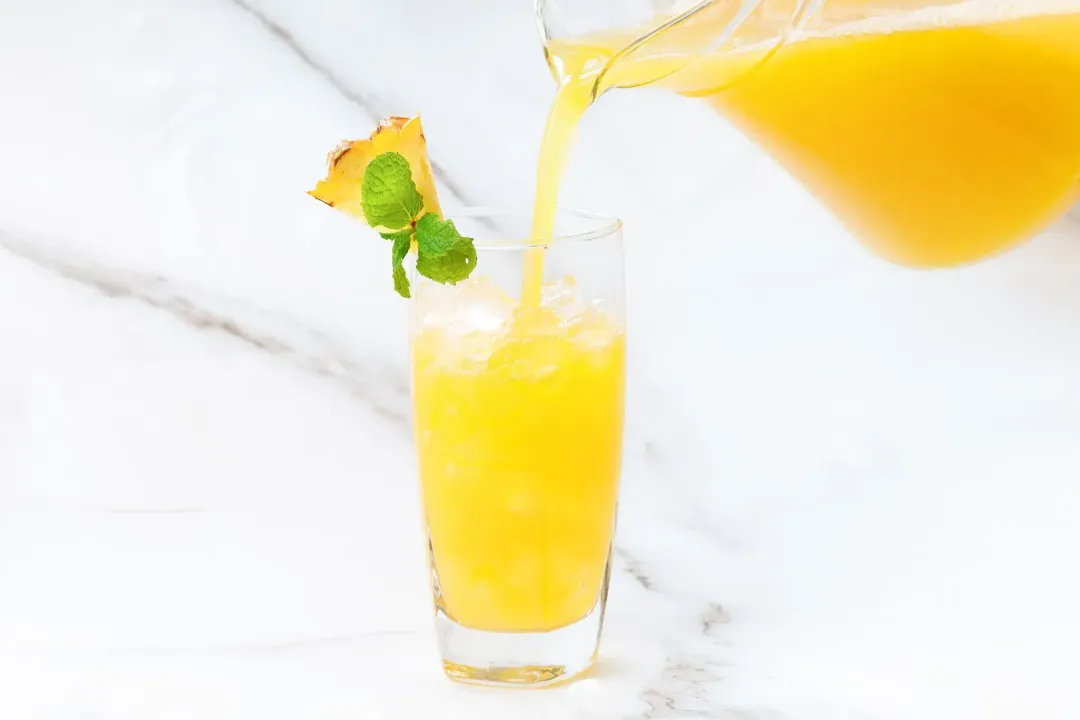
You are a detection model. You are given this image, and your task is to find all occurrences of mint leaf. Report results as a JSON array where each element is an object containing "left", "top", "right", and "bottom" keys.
[
  {"left": 380, "top": 228, "right": 413, "bottom": 244},
  {"left": 392, "top": 264, "right": 410, "bottom": 298},
  {"left": 414, "top": 213, "right": 477, "bottom": 284},
  {"left": 361, "top": 152, "right": 424, "bottom": 230},
  {"left": 390, "top": 230, "right": 412, "bottom": 299},
  {"left": 416, "top": 235, "right": 476, "bottom": 285},
  {"left": 414, "top": 213, "right": 461, "bottom": 256}
]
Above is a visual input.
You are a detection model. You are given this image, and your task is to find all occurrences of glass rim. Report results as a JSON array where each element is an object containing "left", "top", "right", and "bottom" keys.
[{"left": 446, "top": 206, "right": 623, "bottom": 250}]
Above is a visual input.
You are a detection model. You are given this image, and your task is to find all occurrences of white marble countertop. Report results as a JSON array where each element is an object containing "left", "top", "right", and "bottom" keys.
[{"left": 2, "top": 0, "right": 1080, "bottom": 717}]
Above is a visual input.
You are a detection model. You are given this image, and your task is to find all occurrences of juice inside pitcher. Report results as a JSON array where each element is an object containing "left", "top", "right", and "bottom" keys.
[{"left": 532, "top": 0, "right": 1080, "bottom": 280}]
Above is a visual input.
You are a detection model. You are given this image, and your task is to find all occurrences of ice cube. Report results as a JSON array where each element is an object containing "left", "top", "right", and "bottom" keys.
[
  {"left": 414, "top": 275, "right": 516, "bottom": 335},
  {"left": 412, "top": 276, "right": 519, "bottom": 371},
  {"left": 540, "top": 275, "right": 590, "bottom": 322}
]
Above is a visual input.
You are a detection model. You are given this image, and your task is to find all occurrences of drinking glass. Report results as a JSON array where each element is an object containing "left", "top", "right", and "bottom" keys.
[{"left": 409, "top": 208, "right": 626, "bottom": 687}]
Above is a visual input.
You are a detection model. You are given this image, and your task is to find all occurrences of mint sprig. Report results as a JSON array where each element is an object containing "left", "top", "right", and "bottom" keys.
[{"left": 361, "top": 151, "right": 477, "bottom": 298}]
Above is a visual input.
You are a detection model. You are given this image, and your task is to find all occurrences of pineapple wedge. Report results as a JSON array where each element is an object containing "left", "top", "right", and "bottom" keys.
[{"left": 309, "top": 115, "right": 442, "bottom": 222}]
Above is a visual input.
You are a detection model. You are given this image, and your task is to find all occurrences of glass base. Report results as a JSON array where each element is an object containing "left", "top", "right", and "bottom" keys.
[{"left": 434, "top": 589, "right": 608, "bottom": 688}]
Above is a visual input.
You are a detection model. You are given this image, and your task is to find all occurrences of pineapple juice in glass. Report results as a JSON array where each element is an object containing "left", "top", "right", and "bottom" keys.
[{"left": 410, "top": 208, "right": 626, "bottom": 686}]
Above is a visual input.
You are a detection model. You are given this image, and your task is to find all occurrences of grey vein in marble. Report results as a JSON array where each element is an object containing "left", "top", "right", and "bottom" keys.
[
  {"left": 615, "top": 546, "right": 658, "bottom": 592},
  {"left": 701, "top": 603, "right": 732, "bottom": 638},
  {"left": 0, "top": 229, "right": 410, "bottom": 427},
  {"left": 639, "top": 655, "right": 727, "bottom": 719}
]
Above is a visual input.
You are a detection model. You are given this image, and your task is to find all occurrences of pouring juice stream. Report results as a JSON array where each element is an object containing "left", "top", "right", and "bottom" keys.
[{"left": 526, "top": 0, "right": 1080, "bottom": 303}]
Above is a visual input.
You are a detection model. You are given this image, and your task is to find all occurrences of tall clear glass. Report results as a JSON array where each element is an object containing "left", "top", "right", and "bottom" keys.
[{"left": 409, "top": 208, "right": 627, "bottom": 687}]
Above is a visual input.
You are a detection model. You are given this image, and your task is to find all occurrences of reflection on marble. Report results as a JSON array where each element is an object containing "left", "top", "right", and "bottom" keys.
[{"left": 2, "top": 0, "right": 1080, "bottom": 717}]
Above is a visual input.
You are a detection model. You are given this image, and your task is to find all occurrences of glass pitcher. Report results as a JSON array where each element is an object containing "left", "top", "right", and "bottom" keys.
[{"left": 535, "top": 0, "right": 1080, "bottom": 268}]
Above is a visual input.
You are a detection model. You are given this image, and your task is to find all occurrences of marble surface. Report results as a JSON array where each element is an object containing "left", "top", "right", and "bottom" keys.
[{"left": 2, "top": 0, "right": 1080, "bottom": 717}]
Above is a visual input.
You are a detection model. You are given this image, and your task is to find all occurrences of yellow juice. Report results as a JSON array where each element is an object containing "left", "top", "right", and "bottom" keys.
[
  {"left": 413, "top": 294, "right": 625, "bottom": 632},
  {"left": 540, "top": 1, "right": 1080, "bottom": 268}
]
